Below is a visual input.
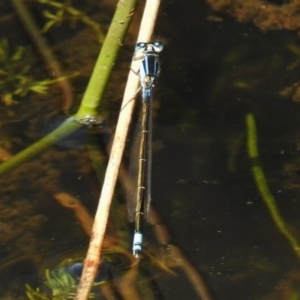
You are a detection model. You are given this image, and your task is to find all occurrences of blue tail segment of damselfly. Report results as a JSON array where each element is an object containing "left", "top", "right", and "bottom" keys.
[{"left": 131, "top": 41, "right": 163, "bottom": 258}]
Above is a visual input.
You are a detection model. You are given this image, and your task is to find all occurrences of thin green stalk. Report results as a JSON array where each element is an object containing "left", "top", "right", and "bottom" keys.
[
  {"left": 246, "top": 113, "right": 300, "bottom": 260},
  {"left": 0, "top": 118, "right": 82, "bottom": 175},
  {"left": 75, "top": 0, "right": 138, "bottom": 117},
  {"left": 0, "top": 0, "right": 137, "bottom": 176}
]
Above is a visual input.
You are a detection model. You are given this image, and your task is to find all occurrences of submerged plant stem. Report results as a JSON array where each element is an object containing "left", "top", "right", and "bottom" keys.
[
  {"left": 148, "top": 207, "right": 214, "bottom": 300},
  {"left": 246, "top": 113, "right": 300, "bottom": 260},
  {"left": 11, "top": 0, "right": 74, "bottom": 113},
  {"left": 0, "top": 118, "right": 82, "bottom": 176}
]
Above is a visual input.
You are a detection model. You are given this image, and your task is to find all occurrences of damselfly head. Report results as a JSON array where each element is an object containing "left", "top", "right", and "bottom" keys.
[{"left": 135, "top": 41, "right": 164, "bottom": 53}]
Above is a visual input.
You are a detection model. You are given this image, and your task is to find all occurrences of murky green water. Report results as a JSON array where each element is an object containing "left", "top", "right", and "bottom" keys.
[{"left": 1, "top": 0, "right": 300, "bottom": 299}]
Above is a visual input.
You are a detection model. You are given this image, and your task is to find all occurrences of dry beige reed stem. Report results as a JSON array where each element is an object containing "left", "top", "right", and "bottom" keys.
[{"left": 74, "top": 0, "right": 162, "bottom": 299}]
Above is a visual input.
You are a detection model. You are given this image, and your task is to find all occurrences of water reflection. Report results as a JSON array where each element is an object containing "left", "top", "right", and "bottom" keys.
[{"left": 66, "top": 261, "right": 113, "bottom": 282}]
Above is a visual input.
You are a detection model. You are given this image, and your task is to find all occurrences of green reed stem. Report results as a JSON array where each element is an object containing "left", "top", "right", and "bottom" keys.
[
  {"left": 246, "top": 113, "right": 300, "bottom": 260},
  {"left": 0, "top": 118, "right": 82, "bottom": 176},
  {"left": 75, "top": 0, "right": 138, "bottom": 118},
  {"left": 0, "top": 0, "right": 137, "bottom": 176}
]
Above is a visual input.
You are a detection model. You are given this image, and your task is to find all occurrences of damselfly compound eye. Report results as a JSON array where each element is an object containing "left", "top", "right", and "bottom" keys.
[
  {"left": 135, "top": 42, "right": 147, "bottom": 51},
  {"left": 151, "top": 41, "right": 164, "bottom": 52}
]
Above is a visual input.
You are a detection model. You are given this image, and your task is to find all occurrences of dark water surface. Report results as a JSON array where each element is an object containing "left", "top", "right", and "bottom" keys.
[
  {"left": 150, "top": 1, "right": 300, "bottom": 299},
  {"left": 1, "top": 0, "right": 300, "bottom": 299}
]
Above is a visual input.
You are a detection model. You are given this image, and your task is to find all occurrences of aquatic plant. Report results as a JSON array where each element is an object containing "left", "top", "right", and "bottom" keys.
[
  {"left": 25, "top": 267, "right": 100, "bottom": 299},
  {"left": 0, "top": 39, "right": 76, "bottom": 108},
  {"left": 246, "top": 113, "right": 300, "bottom": 259},
  {"left": 35, "top": 0, "right": 105, "bottom": 43}
]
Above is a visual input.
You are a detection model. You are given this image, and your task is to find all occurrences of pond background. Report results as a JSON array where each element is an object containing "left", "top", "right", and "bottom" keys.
[{"left": 1, "top": 0, "right": 300, "bottom": 299}]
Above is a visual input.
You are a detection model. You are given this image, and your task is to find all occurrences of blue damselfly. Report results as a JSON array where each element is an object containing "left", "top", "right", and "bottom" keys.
[{"left": 129, "top": 41, "right": 163, "bottom": 258}]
